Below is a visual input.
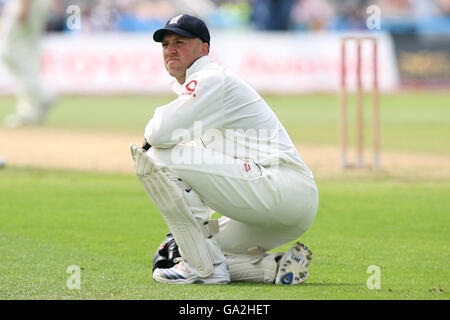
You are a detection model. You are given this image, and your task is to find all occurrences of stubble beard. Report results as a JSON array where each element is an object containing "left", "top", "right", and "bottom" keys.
[{"left": 166, "top": 61, "right": 186, "bottom": 84}]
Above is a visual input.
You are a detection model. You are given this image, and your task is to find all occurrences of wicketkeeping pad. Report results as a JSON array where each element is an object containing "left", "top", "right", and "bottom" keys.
[{"left": 130, "top": 143, "right": 213, "bottom": 277}]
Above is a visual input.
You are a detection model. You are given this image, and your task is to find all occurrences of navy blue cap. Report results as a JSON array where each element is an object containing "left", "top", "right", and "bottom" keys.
[{"left": 153, "top": 14, "right": 210, "bottom": 45}]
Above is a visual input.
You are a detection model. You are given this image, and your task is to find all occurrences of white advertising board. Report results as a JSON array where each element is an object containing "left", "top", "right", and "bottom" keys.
[{"left": 0, "top": 31, "right": 399, "bottom": 94}]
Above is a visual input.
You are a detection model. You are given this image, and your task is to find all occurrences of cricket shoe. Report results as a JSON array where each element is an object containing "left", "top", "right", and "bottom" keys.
[
  {"left": 3, "top": 92, "right": 57, "bottom": 128},
  {"left": 275, "top": 242, "right": 312, "bottom": 285},
  {"left": 3, "top": 113, "right": 43, "bottom": 128},
  {"left": 153, "top": 257, "right": 230, "bottom": 284}
]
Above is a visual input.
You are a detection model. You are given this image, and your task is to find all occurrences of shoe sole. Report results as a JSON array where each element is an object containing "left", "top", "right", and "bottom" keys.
[
  {"left": 275, "top": 242, "right": 312, "bottom": 285},
  {"left": 154, "top": 274, "right": 230, "bottom": 285},
  {"left": 153, "top": 269, "right": 230, "bottom": 285}
]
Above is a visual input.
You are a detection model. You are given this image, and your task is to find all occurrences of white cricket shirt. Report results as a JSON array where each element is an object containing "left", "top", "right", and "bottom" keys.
[{"left": 144, "top": 56, "right": 314, "bottom": 181}]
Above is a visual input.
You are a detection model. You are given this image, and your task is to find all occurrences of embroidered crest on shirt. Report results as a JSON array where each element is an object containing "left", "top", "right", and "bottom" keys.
[
  {"left": 241, "top": 161, "right": 263, "bottom": 178},
  {"left": 241, "top": 162, "right": 253, "bottom": 177}
]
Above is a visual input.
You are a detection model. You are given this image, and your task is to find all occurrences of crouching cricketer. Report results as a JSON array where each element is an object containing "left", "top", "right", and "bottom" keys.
[{"left": 130, "top": 14, "right": 318, "bottom": 285}]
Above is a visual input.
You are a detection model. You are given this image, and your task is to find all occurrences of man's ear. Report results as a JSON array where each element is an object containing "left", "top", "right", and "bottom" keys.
[{"left": 202, "top": 42, "right": 210, "bottom": 55}]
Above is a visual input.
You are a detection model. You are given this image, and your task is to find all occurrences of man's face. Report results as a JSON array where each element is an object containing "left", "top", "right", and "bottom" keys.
[{"left": 161, "top": 31, "right": 209, "bottom": 84}]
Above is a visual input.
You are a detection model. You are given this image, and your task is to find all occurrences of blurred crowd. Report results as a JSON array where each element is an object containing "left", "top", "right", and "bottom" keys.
[{"left": 1, "top": 0, "right": 450, "bottom": 34}]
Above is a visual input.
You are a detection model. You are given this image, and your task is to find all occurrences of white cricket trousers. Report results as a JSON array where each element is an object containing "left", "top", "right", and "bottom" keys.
[
  {"left": 147, "top": 144, "right": 318, "bottom": 256},
  {"left": 0, "top": 0, "right": 50, "bottom": 117}
]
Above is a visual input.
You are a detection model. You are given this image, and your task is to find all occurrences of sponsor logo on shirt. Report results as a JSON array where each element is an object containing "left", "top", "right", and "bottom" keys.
[{"left": 182, "top": 80, "right": 198, "bottom": 97}]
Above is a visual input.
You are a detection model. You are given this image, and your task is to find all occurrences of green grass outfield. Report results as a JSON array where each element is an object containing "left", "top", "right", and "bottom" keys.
[
  {"left": 0, "top": 168, "right": 448, "bottom": 299},
  {"left": 0, "top": 92, "right": 449, "bottom": 299}
]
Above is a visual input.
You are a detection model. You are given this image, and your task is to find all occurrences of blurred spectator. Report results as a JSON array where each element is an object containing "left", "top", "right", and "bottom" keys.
[
  {"left": 290, "top": 0, "right": 334, "bottom": 31},
  {"left": 327, "top": 0, "right": 368, "bottom": 31},
  {"left": 46, "top": 0, "right": 66, "bottom": 31},
  {"left": 114, "top": 0, "right": 174, "bottom": 32},
  {"left": 373, "top": 0, "right": 415, "bottom": 33},
  {"left": 377, "top": 0, "right": 412, "bottom": 17},
  {"left": 250, "top": 0, "right": 294, "bottom": 30},
  {"left": 208, "top": 0, "right": 251, "bottom": 30},
  {"left": 438, "top": 0, "right": 450, "bottom": 15},
  {"left": 410, "top": 0, "right": 450, "bottom": 34}
]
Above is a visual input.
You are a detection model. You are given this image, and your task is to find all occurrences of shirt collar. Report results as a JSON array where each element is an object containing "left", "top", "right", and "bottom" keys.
[{"left": 170, "top": 55, "right": 212, "bottom": 94}]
